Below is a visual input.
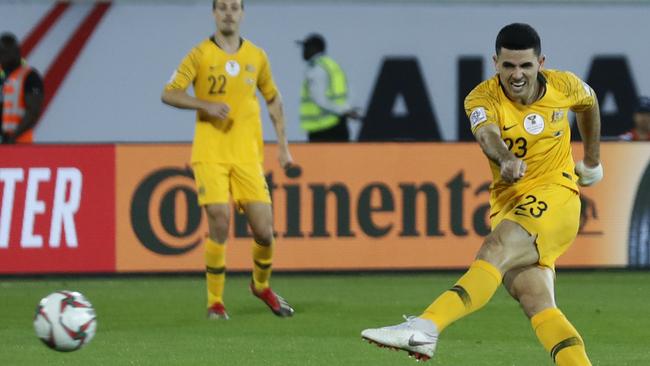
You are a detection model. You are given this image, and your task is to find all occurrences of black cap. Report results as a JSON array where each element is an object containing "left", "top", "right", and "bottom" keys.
[
  {"left": 296, "top": 33, "right": 325, "bottom": 51},
  {"left": 636, "top": 96, "right": 650, "bottom": 113},
  {"left": 0, "top": 32, "right": 19, "bottom": 47}
]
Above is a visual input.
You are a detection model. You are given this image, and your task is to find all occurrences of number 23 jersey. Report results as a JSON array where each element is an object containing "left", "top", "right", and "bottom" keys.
[
  {"left": 166, "top": 37, "right": 278, "bottom": 164},
  {"left": 464, "top": 69, "right": 596, "bottom": 207}
]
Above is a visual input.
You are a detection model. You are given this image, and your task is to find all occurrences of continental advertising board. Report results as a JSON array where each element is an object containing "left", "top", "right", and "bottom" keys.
[{"left": 1, "top": 143, "right": 648, "bottom": 274}]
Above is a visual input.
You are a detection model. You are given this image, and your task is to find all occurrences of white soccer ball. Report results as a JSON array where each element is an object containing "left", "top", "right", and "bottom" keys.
[{"left": 33, "top": 291, "right": 97, "bottom": 352}]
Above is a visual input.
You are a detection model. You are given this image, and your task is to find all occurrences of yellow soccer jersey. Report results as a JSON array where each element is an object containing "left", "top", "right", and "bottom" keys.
[
  {"left": 464, "top": 69, "right": 595, "bottom": 208},
  {"left": 166, "top": 37, "right": 279, "bottom": 163}
]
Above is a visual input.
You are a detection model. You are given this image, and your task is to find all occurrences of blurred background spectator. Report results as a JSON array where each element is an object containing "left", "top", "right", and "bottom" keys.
[
  {"left": 619, "top": 96, "right": 650, "bottom": 141},
  {"left": 0, "top": 32, "right": 43, "bottom": 144},
  {"left": 297, "top": 33, "right": 361, "bottom": 142}
]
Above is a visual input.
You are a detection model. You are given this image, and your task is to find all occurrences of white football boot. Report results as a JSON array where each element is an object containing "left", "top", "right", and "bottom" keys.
[{"left": 361, "top": 316, "right": 439, "bottom": 362}]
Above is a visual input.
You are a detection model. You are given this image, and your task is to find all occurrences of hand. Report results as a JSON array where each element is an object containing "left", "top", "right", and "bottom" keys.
[
  {"left": 201, "top": 102, "right": 230, "bottom": 120},
  {"left": 500, "top": 156, "right": 527, "bottom": 184},
  {"left": 278, "top": 147, "right": 294, "bottom": 170},
  {"left": 342, "top": 108, "right": 363, "bottom": 120},
  {"left": 575, "top": 160, "right": 603, "bottom": 187}
]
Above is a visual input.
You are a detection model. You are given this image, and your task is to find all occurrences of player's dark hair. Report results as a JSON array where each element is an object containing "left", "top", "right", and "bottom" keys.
[
  {"left": 495, "top": 23, "right": 541, "bottom": 56},
  {"left": 213, "top": 0, "right": 244, "bottom": 11}
]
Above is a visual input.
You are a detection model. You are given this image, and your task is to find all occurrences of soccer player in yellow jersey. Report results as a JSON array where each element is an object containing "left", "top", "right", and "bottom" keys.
[
  {"left": 362, "top": 23, "right": 603, "bottom": 365},
  {"left": 161, "top": 0, "right": 294, "bottom": 319}
]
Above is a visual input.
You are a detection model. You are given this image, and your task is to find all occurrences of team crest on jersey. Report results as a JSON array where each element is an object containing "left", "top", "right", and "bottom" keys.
[
  {"left": 523, "top": 113, "right": 545, "bottom": 135},
  {"left": 470, "top": 107, "right": 487, "bottom": 127},
  {"left": 225, "top": 60, "right": 240, "bottom": 76},
  {"left": 552, "top": 110, "right": 564, "bottom": 123},
  {"left": 245, "top": 64, "right": 255, "bottom": 73}
]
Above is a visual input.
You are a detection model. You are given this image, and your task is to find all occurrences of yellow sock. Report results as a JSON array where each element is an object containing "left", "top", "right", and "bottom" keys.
[
  {"left": 532, "top": 308, "right": 592, "bottom": 366},
  {"left": 420, "top": 259, "right": 502, "bottom": 331},
  {"left": 205, "top": 238, "right": 226, "bottom": 307},
  {"left": 252, "top": 240, "right": 273, "bottom": 291}
]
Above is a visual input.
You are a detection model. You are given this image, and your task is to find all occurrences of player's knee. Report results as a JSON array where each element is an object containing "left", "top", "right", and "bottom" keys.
[
  {"left": 252, "top": 227, "right": 273, "bottom": 246},
  {"left": 205, "top": 207, "right": 229, "bottom": 235}
]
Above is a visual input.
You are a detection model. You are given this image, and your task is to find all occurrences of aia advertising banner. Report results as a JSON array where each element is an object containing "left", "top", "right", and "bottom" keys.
[
  {"left": 114, "top": 143, "right": 648, "bottom": 272},
  {"left": 0, "top": 146, "right": 115, "bottom": 274}
]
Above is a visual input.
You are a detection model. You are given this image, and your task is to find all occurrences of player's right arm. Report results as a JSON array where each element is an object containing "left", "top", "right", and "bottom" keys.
[
  {"left": 475, "top": 124, "right": 527, "bottom": 184},
  {"left": 465, "top": 86, "right": 526, "bottom": 184},
  {"left": 161, "top": 46, "right": 229, "bottom": 120},
  {"left": 161, "top": 89, "right": 230, "bottom": 120}
]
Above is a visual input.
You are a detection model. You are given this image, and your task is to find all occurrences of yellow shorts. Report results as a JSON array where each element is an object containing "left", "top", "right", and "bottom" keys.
[
  {"left": 491, "top": 184, "right": 580, "bottom": 269},
  {"left": 192, "top": 162, "right": 271, "bottom": 207}
]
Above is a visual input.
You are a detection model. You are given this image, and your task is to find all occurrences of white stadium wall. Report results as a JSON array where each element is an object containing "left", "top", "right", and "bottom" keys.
[{"left": 2, "top": 1, "right": 650, "bottom": 142}]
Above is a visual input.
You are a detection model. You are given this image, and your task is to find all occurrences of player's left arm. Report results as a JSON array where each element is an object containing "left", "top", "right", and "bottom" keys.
[
  {"left": 571, "top": 76, "right": 603, "bottom": 186},
  {"left": 576, "top": 98, "right": 601, "bottom": 167},
  {"left": 7, "top": 71, "right": 44, "bottom": 143},
  {"left": 258, "top": 49, "right": 293, "bottom": 169},
  {"left": 266, "top": 94, "right": 293, "bottom": 169}
]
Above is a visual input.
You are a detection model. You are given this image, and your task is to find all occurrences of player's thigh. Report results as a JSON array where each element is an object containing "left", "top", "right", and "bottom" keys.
[
  {"left": 477, "top": 219, "right": 539, "bottom": 272},
  {"left": 495, "top": 185, "right": 580, "bottom": 269},
  {"left": 230, "top": 163, "right": 271, "bottom": 207},
  {"left": 503, "top": 265, "right": 556, "bottom": 318},
  {"left": 192, "top": 162, "right": 231, "bottom": 206}
]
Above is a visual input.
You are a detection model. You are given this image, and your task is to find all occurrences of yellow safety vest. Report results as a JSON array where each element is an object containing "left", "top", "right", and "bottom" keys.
[{"left": 300, "top": 56, "right": 348, "bottom": 132}]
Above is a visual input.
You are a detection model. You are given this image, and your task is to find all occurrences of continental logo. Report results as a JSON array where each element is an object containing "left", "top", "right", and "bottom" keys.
[
  {"left": 130, "top": 164, "right": 602, "bottom": 253},
  {"left": 130, "top": 165, "right": 494, "bottom": 244},
  {"left": 130, "top": 167, "right": 204, "bottom": 255}
]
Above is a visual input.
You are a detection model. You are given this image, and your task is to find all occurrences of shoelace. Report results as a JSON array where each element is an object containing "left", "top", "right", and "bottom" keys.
[
  {"left": 401, "top": 315, "right": 438, "bottom": 338},
  {"left": 402, "top": 315, "right": 418, "bottom": 324}
]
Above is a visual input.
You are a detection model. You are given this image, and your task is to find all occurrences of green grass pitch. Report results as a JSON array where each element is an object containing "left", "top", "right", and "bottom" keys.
[{"left": 2, "top": 271, "right": 650, "bottom": 365}]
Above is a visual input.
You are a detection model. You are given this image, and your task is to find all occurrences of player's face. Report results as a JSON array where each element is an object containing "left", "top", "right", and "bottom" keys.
[
  {"left": 213, "top": 0, "right": 243, "bottom": 37},
  {"left": 494, "top": 48, "right": 545, "bottom": 103}
]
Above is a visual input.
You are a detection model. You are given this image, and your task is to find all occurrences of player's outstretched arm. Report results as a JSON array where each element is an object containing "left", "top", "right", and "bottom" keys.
[
  {"left": 575, "top": 97, "right": 603, "bottom": 186},
  {"left": 475, "top": 124, "right": 526, "bottom": 184},
  {"left": 266, "top": 94, "right": 293, "bottom": 169},
  {"left": 161, "top": 89, "right": 230, "bottom": 120}
]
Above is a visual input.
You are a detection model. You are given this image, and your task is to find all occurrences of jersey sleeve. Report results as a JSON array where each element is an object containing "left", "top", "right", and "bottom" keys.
[
  {"left": 464, "top": 84, "right": 499, "bottom": 135},
  {"left": 256, "top": 48, "right": 279, "bottom": 102},
  {"left": 559, "top": 71, "right": 596, "bottom": 112},
  {"left": 165, "top": 46, "right": 201, "bottom": 91}
]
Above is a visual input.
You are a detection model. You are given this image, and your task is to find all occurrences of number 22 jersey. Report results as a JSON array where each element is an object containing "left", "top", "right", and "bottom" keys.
[{"left": 166, "top": 37, "right": 279, "bottom": 164}]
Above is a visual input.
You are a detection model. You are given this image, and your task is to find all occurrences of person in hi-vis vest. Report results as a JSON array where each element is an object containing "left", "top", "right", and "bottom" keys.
[
  {"left": 297, "top": 33, "right": 361, "bottom": 142},
  {"left": 0, "top": 32, "right": 44, "bottom": 144}
]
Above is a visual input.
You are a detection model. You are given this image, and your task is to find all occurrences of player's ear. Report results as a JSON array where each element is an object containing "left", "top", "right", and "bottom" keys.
[
  {"left": 538, "top": 55, "right": 546, "bottom": 69},
  {"left": 492, "top": 54, "right": 498, "bottom": 70}
]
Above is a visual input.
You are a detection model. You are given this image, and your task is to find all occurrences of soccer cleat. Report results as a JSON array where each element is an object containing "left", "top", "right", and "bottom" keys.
[
  {"left": 249, "top": 282, "right": 294, "bottom": 317},
  {"left": 207, "top": 302, "right": 229, "bottom": 320},
  {"left": 361, "top": 316, "right": 439, "bottom": 362}
]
